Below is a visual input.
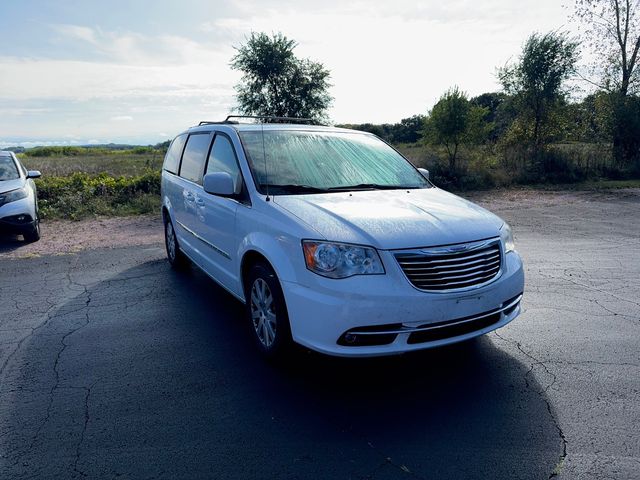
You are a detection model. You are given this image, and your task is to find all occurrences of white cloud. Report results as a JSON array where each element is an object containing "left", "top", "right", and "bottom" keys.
[{"left": 0, "top": 0, "right": 574, "bottom": 143}]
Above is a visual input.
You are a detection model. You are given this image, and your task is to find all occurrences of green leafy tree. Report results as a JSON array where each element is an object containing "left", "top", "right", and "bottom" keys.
[
  {"left": 392, "top": 115, "right": 427, "bottom": 143},
  {"left": 573, "top": 0, "right": 640, "bottom": 164},
  {"left": 470, "top": 92, "right": 516, "bottom": 142},
  {"left": 498, "top": 32, "right": 579, "bottom": 166},
  {"left": 230, "top": 32, "right": 332, "bottom": 121},
  {"left": 424, "top": 87, "right": 488, "bottom": 171}
]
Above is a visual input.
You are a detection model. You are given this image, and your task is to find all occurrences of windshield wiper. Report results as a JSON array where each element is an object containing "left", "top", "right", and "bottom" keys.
[
  {"left": 326, "top": 183, "right": 415, "bottom": 191},
  {"left": 261, "top": 184, "right": 331, "bottom": 194}
]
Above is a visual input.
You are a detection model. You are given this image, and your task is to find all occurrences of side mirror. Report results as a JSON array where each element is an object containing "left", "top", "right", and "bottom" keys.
[
  {"left": 203, "top": 172, "right": 235, "bottom": 196},
  {"left": 27, "top": 170, "right": 41, "bottom": 179},
  {"left": 417, "top": 168, "right": 430, "bottom": 181}
]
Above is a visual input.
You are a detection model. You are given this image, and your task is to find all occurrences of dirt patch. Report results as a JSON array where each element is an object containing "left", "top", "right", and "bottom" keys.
[{"left": 0, "top": 214, "right": 163, "bottom": 259}]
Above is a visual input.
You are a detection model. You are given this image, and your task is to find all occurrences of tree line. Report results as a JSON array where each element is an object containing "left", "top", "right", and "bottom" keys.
[{"left": 230, "top": 0, "right": 640, "bottom": 187}]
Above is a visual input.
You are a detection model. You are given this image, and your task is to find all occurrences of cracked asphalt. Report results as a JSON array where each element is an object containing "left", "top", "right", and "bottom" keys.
[{"left": 1, "top": 189, "right": 639, "bottom": 479}]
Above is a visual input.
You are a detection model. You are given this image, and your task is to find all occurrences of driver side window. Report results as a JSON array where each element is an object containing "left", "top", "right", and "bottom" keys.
[{"left": 206, "top": 134, "right": 242, "bottom": 192}]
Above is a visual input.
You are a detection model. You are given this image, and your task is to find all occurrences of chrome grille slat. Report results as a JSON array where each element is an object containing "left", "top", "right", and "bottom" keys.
[
  {"left": 396, "top": 249, "right": 499, "bottom": 264},
  {"left": 412, "top": 271, "right": 498, "bottom": 288},
  {"left": 398, "top": 253, "right": 500, "bottom": 268},
  {"left": 395, "top": 239, "right": 502, "bottom": 292},
  {"left": 409, "top": 265, "right": 500, "bottom": 281},
  {"left": 401, "top": 258, "right": 500, "bottom": 273}
]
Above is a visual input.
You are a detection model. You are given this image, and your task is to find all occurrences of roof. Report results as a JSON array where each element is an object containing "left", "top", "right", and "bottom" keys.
[{"left": 0, "top": 151, "right": 14, "bottom": 156}]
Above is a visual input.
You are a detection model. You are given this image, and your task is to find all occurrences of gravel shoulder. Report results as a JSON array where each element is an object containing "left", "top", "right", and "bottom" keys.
[{"left": 0, "top": 214, "right": 163, "bottom": 259}]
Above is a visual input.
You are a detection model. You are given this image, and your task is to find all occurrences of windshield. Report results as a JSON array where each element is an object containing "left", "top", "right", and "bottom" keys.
[
  {"left": 239, "top": 130, "right": 430, "bottom": 194},
  {"left": 0, "top": 156, "right": 20, "bottom": 181}
]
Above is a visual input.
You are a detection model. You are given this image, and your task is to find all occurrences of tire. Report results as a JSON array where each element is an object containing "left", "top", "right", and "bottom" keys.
[
  {"left": 23, "top": 216, "right": 40, "bottom": 243},
  {"left": 245, "top": 261, "right": 293, "bottom": 359},
  {"left": 164, "top": 216, "right": 188, "bottom": 269}
]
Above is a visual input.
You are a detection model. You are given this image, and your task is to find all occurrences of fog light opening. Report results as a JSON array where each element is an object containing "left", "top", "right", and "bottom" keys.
[{"left": 343, "top": 333, "right": 357, "bottom": 344}]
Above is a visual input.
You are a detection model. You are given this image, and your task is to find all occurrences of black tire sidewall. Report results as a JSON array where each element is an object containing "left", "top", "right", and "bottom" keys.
[{"left": 24, "top": 217, "right": 40, "bottom": 243}]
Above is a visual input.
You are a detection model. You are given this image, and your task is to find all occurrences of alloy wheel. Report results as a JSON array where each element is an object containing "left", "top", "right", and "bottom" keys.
[
  {"left": 166, "top": 221, "right": 176, "bottom": 262},
  {"left": 250, "top": 278, "right": 277, "bottom": 348}
]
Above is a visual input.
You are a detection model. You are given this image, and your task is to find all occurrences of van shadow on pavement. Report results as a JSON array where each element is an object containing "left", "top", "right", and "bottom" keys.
[{"left": 3, "top": 258, "right": 562, "bottom": 479}]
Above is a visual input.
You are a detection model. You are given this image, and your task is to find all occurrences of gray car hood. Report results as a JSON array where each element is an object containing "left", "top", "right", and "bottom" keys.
[
  {"left": 0, "top": 178, "right": 24, "bottom": 194},
  {"left": 273, "top": 187, "right": 504, "bottom": 250}
]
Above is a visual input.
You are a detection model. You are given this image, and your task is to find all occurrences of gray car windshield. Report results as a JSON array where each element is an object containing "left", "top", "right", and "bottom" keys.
[
  {"left": 239, "top": 130, "right": 430, "bottom": 194},
  {"left": 0, "top": 156, "right": 20, "bottom": 181}
]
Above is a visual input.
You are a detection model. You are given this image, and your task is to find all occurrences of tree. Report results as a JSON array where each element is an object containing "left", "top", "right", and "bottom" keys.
[
  {"left": 230, "top": 32, "right": 332, "bottom": 121},
  {"left": 573, "top": 0, "right": 640, "bottom": 164},
  {"left": 424, "top": 87, "right": 488, "bottom": 171},
  {"left": 498, "top": 32, "right": 579, "bottom": 165},
  {"left": 470, "top": 92, "right": 515, "bottom": 142},
  {"left": 391, "top": 115, "right": 427, "bottom": 143}
]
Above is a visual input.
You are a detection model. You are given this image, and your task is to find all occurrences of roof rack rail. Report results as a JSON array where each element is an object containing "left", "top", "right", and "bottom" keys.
[{"left": 198, "top": 115, "right": 324, "bottom": 126}]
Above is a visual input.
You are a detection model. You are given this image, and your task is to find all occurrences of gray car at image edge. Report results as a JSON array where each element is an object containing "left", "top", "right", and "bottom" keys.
[{"left": 0, "top": 151, "right": 41, "bottom": 242}]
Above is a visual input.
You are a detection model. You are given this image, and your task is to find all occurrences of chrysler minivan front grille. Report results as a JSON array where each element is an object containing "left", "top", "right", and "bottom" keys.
[{"left": 394, "top": 239, "right": 502, "bottom": 292}]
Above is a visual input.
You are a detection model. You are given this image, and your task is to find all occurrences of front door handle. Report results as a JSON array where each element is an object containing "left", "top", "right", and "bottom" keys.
[{"left": 195, "top": 198, "right": 205, "bottom": 207}]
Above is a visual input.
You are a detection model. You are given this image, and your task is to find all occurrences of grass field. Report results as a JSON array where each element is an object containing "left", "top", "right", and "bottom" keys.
[{"left": 20, "top": 152, "right": 164, "bottom": 177}]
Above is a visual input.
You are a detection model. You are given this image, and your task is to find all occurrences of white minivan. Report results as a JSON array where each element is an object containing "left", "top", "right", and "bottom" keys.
[{"left": 161, "top": 118, "right": 524, "bottom": 358}]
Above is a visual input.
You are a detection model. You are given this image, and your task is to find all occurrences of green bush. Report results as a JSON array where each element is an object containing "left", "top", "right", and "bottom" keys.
[{"left": 35, "top": 171, "right": 161, "bottom": 219}]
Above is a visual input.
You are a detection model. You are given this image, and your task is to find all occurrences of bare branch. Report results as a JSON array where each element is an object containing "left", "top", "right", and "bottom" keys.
[{"left": 575, "top": 69, "right": 609, "bottom": 90}]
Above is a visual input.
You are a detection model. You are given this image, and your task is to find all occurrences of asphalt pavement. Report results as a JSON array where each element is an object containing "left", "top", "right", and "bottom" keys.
[{"left": 1, "top": 190, "right": 639, "bottom": 479}]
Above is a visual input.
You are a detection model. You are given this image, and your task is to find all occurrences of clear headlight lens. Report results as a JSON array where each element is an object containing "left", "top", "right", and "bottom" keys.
[
  {"left": 500, "top": 223, "right": 515, "bottom": 253},
  {"left": 302, "top": 240, "right": 385, "bottom": 278},
  {"left": 0, "top": 187, "right": 28, "bottom": 207}
]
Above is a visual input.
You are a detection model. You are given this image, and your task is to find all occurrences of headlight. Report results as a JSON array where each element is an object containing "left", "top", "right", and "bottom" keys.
[
  {"left": 0, "top": 187, "right": 28, "bottom": 207},
  {"left": 302, "top": 240, "right": 385, "bottom": 278},
  {"left": 500, "top": 223, "right": 515, "bottom": 253}
]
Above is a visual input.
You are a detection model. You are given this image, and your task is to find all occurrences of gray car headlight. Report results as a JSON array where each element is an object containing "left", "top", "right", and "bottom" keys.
[
  {"left": 302, "top": 240, "right": 385, "bottom": 278},
  {"left": 0, "top": 187, "right": 28, "bottom": 207},
  {"left": 500, "top": 223, "right": 515, "bottom": 253}
]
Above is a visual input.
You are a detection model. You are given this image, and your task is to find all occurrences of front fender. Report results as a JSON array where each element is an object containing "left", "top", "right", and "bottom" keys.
[{"left": 237, "top": 231, "right": 302, "bottom": 286}]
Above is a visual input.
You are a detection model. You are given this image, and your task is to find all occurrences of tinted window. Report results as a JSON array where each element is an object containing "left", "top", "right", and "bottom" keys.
[
  {"left": 206, "top": 134, "right": 240, "bottom": 178},
  {"left": 180, "top": 133, "right": 211, "bottom": 184},
  {"left": 163, "top": 134, "right": 187, "bottom": 174},
  {"left": 0, "top": 156, "right": 20, "bottom": 181}
]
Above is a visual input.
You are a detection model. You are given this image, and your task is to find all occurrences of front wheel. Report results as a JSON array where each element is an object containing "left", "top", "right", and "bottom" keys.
[
  {"left": 23, "top": 216, "right": 40, "bottom": 243},
  {"left": 245, "top": 262, "right": 293, "bottom": 359}
]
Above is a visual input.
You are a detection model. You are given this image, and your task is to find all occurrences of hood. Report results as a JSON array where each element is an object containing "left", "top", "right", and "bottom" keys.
[
  {"left": 273, "top": 188, "right": 504, "bottom": 250},
  {"left": 0, "top": 178, "right": 24, "bottom": 194}
]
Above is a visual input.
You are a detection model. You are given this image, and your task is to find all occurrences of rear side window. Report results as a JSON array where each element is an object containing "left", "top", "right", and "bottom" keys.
[
  {"left": 0, "top": 156, "right": 20, "bottom": 181},
  {"left": 163, "top": 134, "right": 187, "bottom": 174},
  {"left": 179, "top": 133, "right": 211, "bottom": 184},
  {"left": 206, "top": 134, "right": 240, "bottom": 178}
]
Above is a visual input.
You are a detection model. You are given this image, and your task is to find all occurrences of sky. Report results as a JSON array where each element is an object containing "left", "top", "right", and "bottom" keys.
[{"left": 0, "top": 0, "right": 576, "bottom": 147}]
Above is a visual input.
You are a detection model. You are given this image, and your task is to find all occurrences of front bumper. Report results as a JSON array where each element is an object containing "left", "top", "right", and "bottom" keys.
[
  {"left": 0, "top": 197, "right": 36, "bottom": 234},
  {"left": 282, "top": 250, "right": 525, "bottom": 357}
]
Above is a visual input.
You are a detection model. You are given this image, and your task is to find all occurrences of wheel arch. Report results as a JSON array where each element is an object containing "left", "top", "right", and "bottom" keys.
[{"left": 240, "top": 250, "right": 273, "bottom": 299}]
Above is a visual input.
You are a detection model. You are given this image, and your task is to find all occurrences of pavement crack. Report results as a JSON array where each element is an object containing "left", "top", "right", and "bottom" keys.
[
  {"left": 493, "top": 332, "right": 567, "bottom": 478},
  {"left": 362, "top": 441, "right": 426, "bottom": 480},
  {"left": 23, "top": 276, "right": 93, "bottom": 456},
  {"left": 73, "top": 383, "right": 94, "bottom": 477}
]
